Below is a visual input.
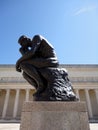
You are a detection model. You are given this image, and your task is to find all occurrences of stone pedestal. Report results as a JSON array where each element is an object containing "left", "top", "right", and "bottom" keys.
[{"left": 20, "top": 101, "right": 90, "bottom": 130}]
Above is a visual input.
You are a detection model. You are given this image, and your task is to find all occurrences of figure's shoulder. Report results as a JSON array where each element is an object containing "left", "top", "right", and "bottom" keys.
[
  {"left": 32, "top": 35, "right": 43, "bottom": 40},
  {"left": 32, "top": 35, "right": 53, "bottom": 47},
  {"left": 33, "top": 34, "right": 50, "bottom": 41},
  {"left": 32, "top": 35, "right": 42, "bottom": 44}
]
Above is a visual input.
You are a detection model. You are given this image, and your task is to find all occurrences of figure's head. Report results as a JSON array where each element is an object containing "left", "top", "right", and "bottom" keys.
[{"left": 18, "top": 35, "right": 31, "bottom": 47}]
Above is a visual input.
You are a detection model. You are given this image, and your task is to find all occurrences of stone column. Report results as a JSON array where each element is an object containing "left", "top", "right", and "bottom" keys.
[
  {"left": 75, "top": 89, "right": 80, "bottom": 101},
  {"left": 95, "top": 89, "right": 98, "bottom": 105},
  {"left": 85, "top": 89, "right": 93, "bottom": 119},
  {"left": 13, "top": 89, "right": 20, "bottom": 118},
  {"left": 2, "top": 89, "right": 10, "bottom": 119},
  {"left": 25, "top": 89, "right": 30, "bottom": 101}
]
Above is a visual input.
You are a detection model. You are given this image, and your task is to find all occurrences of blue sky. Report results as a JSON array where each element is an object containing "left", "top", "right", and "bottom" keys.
[{"left": 0, "top": 0, "right": 98, "bottom": 64}]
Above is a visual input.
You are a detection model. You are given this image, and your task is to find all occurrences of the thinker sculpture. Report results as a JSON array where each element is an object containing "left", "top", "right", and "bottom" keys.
[{"left": 16, "top": 35, "right": 78, "bottom": 101}]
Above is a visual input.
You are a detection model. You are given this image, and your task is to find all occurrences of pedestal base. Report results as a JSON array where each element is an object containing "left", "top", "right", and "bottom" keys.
[{"left": 20, "top": 101, "right": 90, "bottom": 130}]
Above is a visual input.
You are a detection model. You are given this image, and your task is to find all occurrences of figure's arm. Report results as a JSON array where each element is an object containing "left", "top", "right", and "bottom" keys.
[{"left": 19, "top": 47, "right": 29, "bottom": 55}]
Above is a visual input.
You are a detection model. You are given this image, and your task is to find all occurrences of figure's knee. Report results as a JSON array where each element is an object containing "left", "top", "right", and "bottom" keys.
[{"left": 20, "top": 61, "right": 27, "bottom": 70}]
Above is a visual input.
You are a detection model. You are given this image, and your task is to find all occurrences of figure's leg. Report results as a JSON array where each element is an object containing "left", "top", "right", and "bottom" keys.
[
  {"left": 26, "top": 58, "right": 59, "bottom": 68},
  {"left": 20, "top": 62, "right": 46, "bottom": 94},
  {"left": 22, "top": 72, "right": 37, "bottom": 89}
]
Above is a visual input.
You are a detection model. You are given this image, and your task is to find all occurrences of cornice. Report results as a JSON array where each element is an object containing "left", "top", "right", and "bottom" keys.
[
  {"left": 0, "top": 77, "right": 98, "bottom": 83},
  {"left": 0, "top": 64, "right": 98, "bottom": 68}
]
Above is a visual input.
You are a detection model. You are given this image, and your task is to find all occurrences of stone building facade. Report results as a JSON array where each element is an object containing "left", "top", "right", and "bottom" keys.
[{"left": 0, "top": 64, "right": 98, "bottom": 122}]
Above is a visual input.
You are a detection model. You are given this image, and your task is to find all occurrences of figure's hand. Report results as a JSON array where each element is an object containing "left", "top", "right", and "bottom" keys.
[{"left": 16, "top": 61, "right": 21, "bottom": 72}]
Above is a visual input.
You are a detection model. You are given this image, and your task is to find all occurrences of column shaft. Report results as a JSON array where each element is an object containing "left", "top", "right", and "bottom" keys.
[
  {"left": 75, "top": 89, "right": 80, "bottom": 101},
  {"left": 13, "top": 89, "right": 20, "bottom": 118},
  {"left": 2, "top": 89, "right": 10, "bottom": 119},
  {"left": 25, "top": 89, "right": 30, "bottom": 101},
  {"left": 85, "top": 89, "right": 93, "bottom": 118},
  {"left": 95, "top": 89, "right": 98, "bottom": 105}
]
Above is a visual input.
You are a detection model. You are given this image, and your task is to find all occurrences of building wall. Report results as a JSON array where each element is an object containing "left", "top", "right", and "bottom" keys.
[{"left": 0, "top": 64, "right": 98, "bottom": 122}]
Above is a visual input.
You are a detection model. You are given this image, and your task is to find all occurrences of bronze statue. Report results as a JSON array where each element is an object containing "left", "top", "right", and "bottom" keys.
[{"left": 16, "top": 35, "right": 78, "bottom": 101}]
